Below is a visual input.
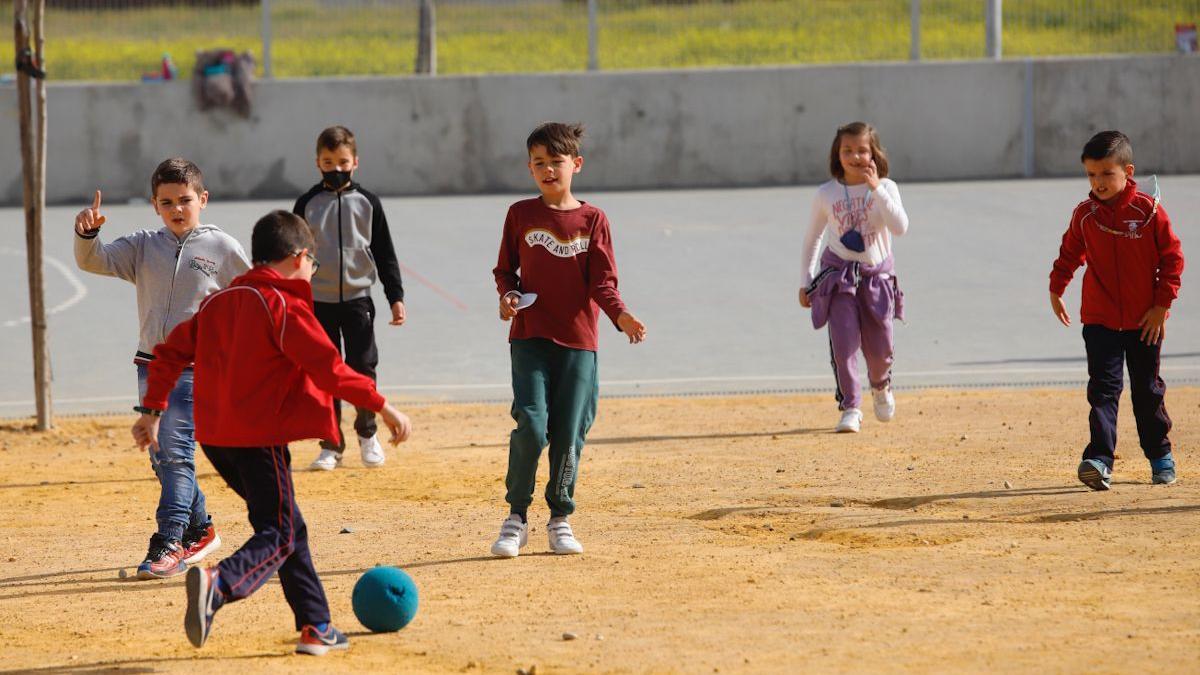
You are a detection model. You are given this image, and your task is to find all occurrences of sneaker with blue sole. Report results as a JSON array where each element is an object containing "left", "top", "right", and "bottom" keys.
[
  {"left": 185, "top": 566, "right": 222, "bottom": 648},
  {"left": 296, "top": 623, "right": 350, "bottom": 656},
  {"left": 137, "top": 534, "right": 187, "bottom": 580},
  {"left": 1151, "top": 454, "right": 1177, "bottom": 485},
  {"left": 1078, "top": 458, "right": 1113, "bottom": 491}
]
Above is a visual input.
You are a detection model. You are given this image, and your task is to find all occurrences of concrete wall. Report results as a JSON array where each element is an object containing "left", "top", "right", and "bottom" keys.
[{"left": 0, "top": 55, "right": 1195, "bottom": 206}]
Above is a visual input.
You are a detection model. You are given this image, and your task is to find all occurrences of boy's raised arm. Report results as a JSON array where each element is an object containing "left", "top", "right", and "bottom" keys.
[{"left": 73, "top": 190, "right": 140, "bottom": 282}]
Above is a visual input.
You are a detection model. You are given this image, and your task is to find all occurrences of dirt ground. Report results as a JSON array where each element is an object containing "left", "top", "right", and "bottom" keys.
[{"left": 1, "top": 388, "right": 1197, "bottom": 674}]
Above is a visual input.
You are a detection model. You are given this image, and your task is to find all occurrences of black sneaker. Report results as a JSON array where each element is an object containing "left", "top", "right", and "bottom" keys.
[{"left": 136, "top": 534, "right": 187, "bottom": 580}]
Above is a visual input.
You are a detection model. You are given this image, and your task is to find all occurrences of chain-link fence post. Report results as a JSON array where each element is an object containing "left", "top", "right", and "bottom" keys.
[
  {"left": 985, "top": 0, "right": 1002, "bottom": 59},
  {"left": 261, "top": 0, "right": 273, "bottom": 78},
  {"left": 587, "top": 0, "right": 598, "bottom": 71},
  {"left": 416, "top": 0, "right": 437, "bottom": 75},
  {"left": 909, "top": 0, "right": 920, "bottom": 61}
]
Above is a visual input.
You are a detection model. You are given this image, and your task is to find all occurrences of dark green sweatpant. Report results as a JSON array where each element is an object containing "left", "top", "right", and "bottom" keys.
[{"left": 506, "top": 338, "right": 599, "bottom": 519}]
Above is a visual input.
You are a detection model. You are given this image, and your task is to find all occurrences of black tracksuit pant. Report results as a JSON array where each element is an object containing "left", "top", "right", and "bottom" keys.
[
  {"left": 1082, "top": 324, "right": 1173, "bottom": 468},
  {"left": 314, "top": 297, "right": 379, "bottom": 450}
]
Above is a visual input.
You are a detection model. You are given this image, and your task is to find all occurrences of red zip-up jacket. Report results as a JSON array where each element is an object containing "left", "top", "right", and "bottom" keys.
[
  {"left": 493, "top": 198, "right": 627, "bottom": 351},
  {"left": 142, "top": 266, "right": 386, "bottom": 447},
  {"left": 1049, "top": 179, "right": 1185, "bottom": 331}
]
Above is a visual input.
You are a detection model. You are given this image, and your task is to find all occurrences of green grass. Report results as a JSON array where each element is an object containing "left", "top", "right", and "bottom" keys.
[{"left": 9, "top": 0, "right": 1199, "bottom": 81}]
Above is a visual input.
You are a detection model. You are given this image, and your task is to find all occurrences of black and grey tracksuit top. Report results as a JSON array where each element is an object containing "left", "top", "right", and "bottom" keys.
[{"left": 293, "top": 182, "right": 404, "bottom": 306}]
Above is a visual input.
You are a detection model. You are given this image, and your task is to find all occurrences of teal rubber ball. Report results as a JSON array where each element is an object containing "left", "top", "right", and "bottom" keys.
[{"left": 352, "top": 566, "right": 419, "bottom": 632}]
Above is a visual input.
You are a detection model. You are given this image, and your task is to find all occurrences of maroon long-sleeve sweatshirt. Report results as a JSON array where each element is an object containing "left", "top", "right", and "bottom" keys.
[{"left": 493, "top": 198, "right": 627, "bottom": 351}]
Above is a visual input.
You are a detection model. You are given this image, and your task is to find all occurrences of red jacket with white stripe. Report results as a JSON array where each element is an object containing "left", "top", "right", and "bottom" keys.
[
  {"left": 1049, "top": 179, "right": 1185, "bottom": 331},
  {"left": 142, "top": 266, "right": 386, "bottom": 447}
]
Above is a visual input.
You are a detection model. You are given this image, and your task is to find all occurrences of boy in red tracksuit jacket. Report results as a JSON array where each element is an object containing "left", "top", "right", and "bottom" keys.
[
  {"left": 132, "top": 210, "right": 412, "bottom": 656},
  {"left": 1049, "top": 130, "right": 1185, "bottom": 491}
]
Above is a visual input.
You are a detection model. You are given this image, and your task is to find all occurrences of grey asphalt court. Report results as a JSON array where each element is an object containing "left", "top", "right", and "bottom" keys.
[{"left": 1, "top": 176, "right": 1197, "bottom": 418}]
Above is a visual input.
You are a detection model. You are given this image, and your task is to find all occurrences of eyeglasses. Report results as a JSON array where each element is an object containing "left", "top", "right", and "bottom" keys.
[{"left": 294, "top": 250, "right": 320, "bottom": 272}]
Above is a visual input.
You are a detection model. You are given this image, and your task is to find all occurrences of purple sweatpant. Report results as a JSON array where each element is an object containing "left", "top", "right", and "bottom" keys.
[
  {"left": 809, "top": 249, "right": 901, "bottom": 411},
  {"left": 827, "top": 292, "right": 894, "bottom": 411}
]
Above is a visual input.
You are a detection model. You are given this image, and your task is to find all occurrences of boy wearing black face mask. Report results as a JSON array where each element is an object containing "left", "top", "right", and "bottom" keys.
[{"left": 293, "top": 125, "right": 406, "bottom": 471}]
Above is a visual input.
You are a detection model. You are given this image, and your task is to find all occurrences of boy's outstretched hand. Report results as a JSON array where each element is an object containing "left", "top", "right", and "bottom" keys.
[
  {"left": 1050, "top": 293, "right": 1071, "bottom": 327},
  {"left": 498, "top": 292, "right": 520, "bottom": 321},
  {"left": 390, "top": 300, "right": 406, "bottom": 326},
  {"left": 1138, "top": 306, "right": 1167, "bottom": 345},
  {"left": 617, "top": 312, "right": 647, "bottom": 344},
  {"left": 131, "top": 413, "right": 160, "bottom": 453},
  {"left": 74, "top": 190, "right": 106, "bottom": 236},
  {"left": 379, "top": 403, "right": 412, "bottom": 445}
]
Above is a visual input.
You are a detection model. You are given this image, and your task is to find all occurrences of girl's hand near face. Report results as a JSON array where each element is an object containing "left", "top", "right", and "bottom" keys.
[{"left": 862, "top": 159, "right": 881, "bottom": 191}]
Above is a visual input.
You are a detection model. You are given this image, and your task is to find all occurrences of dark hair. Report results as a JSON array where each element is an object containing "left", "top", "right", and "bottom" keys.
[
  {"left": 829, "top": 122, "right": 889, "bottom": 180},
  {"left": 317, "top": 125, "right": 357, "bottom": 156},
  {"left": 527, "top": 122, "right": 585, "bottom": 157},
  {"left": 1081, "top": 130, "right": 1133, "bottom": 165},
  {"left": 150, "top": 158, "right": 205, "bottom": 197},
  {"left": 251, "top": 210, "right": 316, "bottom": 265}
]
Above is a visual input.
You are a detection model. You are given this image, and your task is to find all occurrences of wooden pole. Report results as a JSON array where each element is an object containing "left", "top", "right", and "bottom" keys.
[{"left": 14, "top": 0, "right": 53, "bottom": 430}]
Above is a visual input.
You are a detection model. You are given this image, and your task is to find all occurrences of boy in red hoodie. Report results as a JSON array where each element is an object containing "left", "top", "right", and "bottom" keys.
[
  {"left": 1049, "top": 130, "right": 1185, "bottom": 490},
  {"left": 132, "top": 210, "right": 412, "bottom": 655},
  {"left": 489, "top": 122, "right": 647, "bottom": 558}
]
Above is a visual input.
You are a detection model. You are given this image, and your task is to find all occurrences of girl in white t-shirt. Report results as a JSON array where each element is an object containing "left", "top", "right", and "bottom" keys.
[{"left": 798, "top": 122, "right": 909, "bottom": 432}]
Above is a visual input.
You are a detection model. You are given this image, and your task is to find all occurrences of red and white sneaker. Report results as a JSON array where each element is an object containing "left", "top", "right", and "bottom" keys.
[
  {"left": 136, "top": 534, "right": 187, "bottom": 579},
  {"left": 181, "top": 520, "right": 222, "bottom": 565},
  {"left": 296, "top": 624, "right": 350, "bottom": 656}
]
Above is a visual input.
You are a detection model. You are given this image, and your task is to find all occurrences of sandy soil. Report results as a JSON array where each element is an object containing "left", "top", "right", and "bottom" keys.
[{"left": 1, "top": 388, "right": 1198, "bottom": 674}]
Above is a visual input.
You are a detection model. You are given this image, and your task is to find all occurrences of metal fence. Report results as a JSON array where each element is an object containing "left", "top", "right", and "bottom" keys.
[{"left": 11, "top": 0, "right": 1200, "bottom": 81}]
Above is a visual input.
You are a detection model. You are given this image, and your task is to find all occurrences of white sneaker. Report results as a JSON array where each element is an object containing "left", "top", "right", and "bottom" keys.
[
  {"left": 872, "top": 386, "right": 896, "bottom": 422},
  {"left": 309, "top": 448, "right": 342, "bottom": 471},
  {"left": 547, "top": 517, "right": 584, "bottom": 555},
  {"left": 490, "top": 515, "right": 528, "bottom": 558},
  {"left": 835, "top": 408, "right": 863, "bottom": 433},
  {"left": 359, "top": 434, "right": 385, "bottom": 468}
]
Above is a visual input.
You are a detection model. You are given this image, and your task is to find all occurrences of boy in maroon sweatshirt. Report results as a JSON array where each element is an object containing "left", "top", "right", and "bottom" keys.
[
  {"left": 1049, "top": 130, "right": 1184, "bottom": 490},
  {"left": 132, "top": 210, "right": 412, "bottom": 655},
  {"left": 489, "top": 122, "right": 647, "bottom": 557}
]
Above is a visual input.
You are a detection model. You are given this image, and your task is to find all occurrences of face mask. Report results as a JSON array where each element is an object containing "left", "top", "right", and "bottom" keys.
[{"left": 322, "top": 170, "right": 352, "bottom": 190}]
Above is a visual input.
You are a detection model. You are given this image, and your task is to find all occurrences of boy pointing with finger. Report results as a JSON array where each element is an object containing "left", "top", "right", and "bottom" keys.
[{"left": 74, "top": 158, "right": 250, "bottom": 579}]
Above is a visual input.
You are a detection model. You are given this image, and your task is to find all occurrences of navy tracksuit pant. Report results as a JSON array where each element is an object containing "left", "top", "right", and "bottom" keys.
[
  {"left": 202, "top": 445, "right": 330, "bottom": 630},
  {"left": 1082, "top": 324, "right": 1173, "bottom": 468}
]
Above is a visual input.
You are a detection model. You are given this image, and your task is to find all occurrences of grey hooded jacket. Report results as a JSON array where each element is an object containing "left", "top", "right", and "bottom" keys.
[{"left": 74, "top": 224, "right": 250, "bottom": 361}]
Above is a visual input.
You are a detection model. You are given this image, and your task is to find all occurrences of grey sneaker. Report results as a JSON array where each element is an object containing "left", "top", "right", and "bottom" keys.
[
  {"left": 1078, "top": 458, "right": 1112, "bottom": 491},
  {"left": 1150, "top": 453, "right": 1177, "bottom": 485}
]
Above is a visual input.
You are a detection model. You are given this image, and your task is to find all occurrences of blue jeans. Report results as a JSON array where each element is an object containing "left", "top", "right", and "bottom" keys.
[{"left": 137, "top": 364, "right": 208, "bottom": 542}]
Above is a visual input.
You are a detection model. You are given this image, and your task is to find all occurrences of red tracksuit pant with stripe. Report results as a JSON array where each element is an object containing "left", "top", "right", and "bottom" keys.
[{"left": 201, "top": 445, "right": 331, "bottom": 630}]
